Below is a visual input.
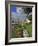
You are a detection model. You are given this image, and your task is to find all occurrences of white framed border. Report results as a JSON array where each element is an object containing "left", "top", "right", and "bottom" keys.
[{"left": 8, "top": 3, "right": 35, "bottom": 42}]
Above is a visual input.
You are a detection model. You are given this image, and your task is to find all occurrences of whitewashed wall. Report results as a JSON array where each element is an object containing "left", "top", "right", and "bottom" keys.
[{"left": 37, "top": 3, "right": 38, "bottom": 42}]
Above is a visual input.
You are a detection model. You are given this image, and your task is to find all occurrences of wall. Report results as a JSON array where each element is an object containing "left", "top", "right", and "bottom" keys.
[
  {"left": 0, "top": 0, "right": 38, "bottom": 46},
  {"left": 37, "top": 3, "right": 38, "bottom": 42}
]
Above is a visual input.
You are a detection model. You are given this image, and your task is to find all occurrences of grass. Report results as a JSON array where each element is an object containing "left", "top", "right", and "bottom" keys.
[
  {"left": 11, "top": 23, "right": 32, "bottom": 38},
  {"left": 24, "top": 23, "right": 32, "bottom": 37}
]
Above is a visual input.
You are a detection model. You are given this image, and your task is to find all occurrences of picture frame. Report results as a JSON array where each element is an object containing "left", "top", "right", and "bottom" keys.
[{"left": 5, "top": 1, "right": 37, "bottom": 45}]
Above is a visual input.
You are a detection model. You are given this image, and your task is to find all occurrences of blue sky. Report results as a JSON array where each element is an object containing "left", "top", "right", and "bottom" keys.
[
  {"left": 10, "top": 6, "right": 16, "bottom": 13},
  {"left": 10, "top": 6, "right": 27, "bottom": 20}
]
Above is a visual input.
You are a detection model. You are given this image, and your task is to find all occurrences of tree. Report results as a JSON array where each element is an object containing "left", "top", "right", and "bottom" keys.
[{"left": 24, "top": 8, "right": 32, "bottom": 17}]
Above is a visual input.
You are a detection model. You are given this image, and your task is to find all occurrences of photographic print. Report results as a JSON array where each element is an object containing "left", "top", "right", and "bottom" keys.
[
  {"left": 10, "top": 6, "right": 32, "bottom": 38},
  {"left": 5, "top": 1, "right": 37, "bottom": 45}
]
